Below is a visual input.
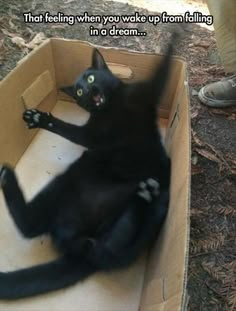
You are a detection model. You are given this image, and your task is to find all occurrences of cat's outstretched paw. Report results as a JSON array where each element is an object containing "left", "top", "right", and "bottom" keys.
[
  {"left": 23, "top": 109, "right": 52, "bottom": 129},
  {"left": 137, "top": 178, "right": 160, "bottom": 203}
]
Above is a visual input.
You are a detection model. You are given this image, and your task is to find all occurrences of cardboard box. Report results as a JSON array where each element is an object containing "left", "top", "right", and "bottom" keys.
[{"left": 0, "top": 39, "right": 190, "bottom": 311}]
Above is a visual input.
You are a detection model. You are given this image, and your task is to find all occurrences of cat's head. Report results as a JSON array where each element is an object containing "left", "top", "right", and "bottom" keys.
[{"left": 61, "top": 49, "right": 121, "bottom": 113}]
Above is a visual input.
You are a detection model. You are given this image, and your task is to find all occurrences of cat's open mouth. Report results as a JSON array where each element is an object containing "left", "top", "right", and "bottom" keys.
[{"left": 92, "top": 94, "right": 105, "bottom": 107}]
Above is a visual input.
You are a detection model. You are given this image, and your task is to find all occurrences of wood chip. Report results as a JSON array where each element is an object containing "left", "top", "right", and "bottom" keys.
[{"left": 11, "top": 36, "right": 26, "bottom": 48}]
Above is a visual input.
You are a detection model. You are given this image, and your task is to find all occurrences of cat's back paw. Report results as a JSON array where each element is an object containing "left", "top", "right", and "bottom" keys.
[
  {"left": 23, "top": 109, "right": 51, "bottom": 129},
  {"left": 137, "top": 178, "right": 160, "bottom": 202}
]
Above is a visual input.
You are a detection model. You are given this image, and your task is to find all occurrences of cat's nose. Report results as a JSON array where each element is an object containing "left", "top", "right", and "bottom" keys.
[
  {"left": 90, "top": 85, "right": 100, "bottom": 95},
  {"left": 83, "top": 86, "right": 89, "bottom": 94}
]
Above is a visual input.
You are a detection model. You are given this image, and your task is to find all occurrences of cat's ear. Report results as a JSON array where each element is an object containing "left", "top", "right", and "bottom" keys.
[
  {"left": 60, "top": 86, "right": 75, "bottom": 99},
  {"left": 92, "top": 49, "right": 108, "bottom": 70}
]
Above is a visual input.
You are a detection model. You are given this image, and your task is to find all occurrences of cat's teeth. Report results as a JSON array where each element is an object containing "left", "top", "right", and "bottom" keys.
[
  {"left": 96, "top": 102, "right": 100, "bottom": 106},
  {"left": 100, "top": 98, "right": 104, "bottom": 103}
]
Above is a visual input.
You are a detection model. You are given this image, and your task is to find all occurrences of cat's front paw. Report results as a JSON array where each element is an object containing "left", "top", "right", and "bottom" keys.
[
  {"left": 137, "top": 178, "right": 160, "bottom": 203},
  {"left": 23, "top": 109, "right": 51, "bottom": 129}
]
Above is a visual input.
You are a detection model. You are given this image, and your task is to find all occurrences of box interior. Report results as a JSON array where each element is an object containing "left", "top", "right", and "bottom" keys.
[{"left": 0, "top": 39, "right": 190, "bottom": 311}]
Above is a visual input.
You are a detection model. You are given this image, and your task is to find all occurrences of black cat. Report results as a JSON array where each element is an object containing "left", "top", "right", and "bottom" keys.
[{"left": 0, "top": 37, "right": 175, "bottom": 299}]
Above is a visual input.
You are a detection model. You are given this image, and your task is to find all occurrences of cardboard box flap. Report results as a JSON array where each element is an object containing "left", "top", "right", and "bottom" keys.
[
  {"left": 21, "top": 70, "right": 55, "bottom": 109},
  {"left": 0, "top": 41, "right": 57, "bottom": 166}
]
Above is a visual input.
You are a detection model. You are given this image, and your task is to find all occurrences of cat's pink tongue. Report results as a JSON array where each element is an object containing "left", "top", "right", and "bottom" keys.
[{"left": 93, "top": 94, "right": 101, "bottom": 102}]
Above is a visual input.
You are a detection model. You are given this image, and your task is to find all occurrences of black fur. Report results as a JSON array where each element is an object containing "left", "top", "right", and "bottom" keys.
[{"left": 0, "top": 36, "right": 175, "bottom": 299}]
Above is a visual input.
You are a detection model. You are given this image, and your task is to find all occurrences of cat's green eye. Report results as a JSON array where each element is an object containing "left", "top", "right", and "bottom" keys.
[
  {"left": 77, "top": 88, "right": 83, "bottom": 97},
  {"left": 87, "top": 75, "right": 95, "bottom": 84}
]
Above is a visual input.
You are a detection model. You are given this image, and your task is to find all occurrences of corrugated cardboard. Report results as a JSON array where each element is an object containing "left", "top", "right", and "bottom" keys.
[{"left": 0, "top": 39, "right": 190, "bottom": 311}]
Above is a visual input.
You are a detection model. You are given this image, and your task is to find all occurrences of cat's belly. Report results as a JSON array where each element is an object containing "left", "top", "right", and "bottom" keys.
[
  {"left": 74, "top": 177, "right": 138, "bottom": 229},
  {"left": 51, "top": 179, "right": 137, "bottom": 255}
]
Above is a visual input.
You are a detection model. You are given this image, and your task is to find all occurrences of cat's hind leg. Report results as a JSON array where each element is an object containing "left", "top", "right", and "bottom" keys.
[
  {"left": 0, "top": 165, "right": 53, "bottom": 238},
  {"left": 89, "top": 184, "right": 169, "bottom": 270}
]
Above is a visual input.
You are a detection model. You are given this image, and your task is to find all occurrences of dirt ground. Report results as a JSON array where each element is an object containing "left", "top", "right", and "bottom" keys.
[{"left": 0, "top": 0, "right": 235, "bottom": 310}]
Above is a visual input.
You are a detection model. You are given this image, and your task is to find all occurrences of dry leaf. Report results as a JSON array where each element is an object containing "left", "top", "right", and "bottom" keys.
[
  {"left": 8, "top": 4, "right": 20, "bottom": 11},
  {"left": 26, "top": 32, "right": 46, "bottom": 49},
  {"left": 11, "top": 36, "right": 26, "bottom": 48},
  {"left": 9, "top": 18, "right": 18, "bottom": 31},
  {"left": 191, "top": 88, "right": 199, "bottom": 96},
  {"left": 191, "top": 164, "right": 204, "bottom": 175},
  {"left": 202, "top": 260, "right": 227, "bottom": 281},
  {"left": 10, "top": 14, "right": 20, "bottom": 21},
  {"left": 0, "top": 38, "right": 5, "bottom": 50},
  {"left": 0, "top": 39, "right": 4, "bottom": 58},
  {"left": 192, "top": 130, "right": 231, "bottom": 171},
  {"left": 191, "top": 234, "right": 225, "bottom": 255},
  {"left": 208, "top": 108, "right": 236, "bottom": 122},
  {"left": 51, "top": 25, "right": 67, "bottom": 29},
  {"left": 193, "top": 40, "right": 211, "bottom": 48},
  {"left": 195, "top": 148, "right": 220, "bottom": 164},
  {"left": 2, "top": 28, "right": 19, "bottom": 38},
  {"left": 11, "top": 33, "right": 46, "bottom": 50},
  {"left": 155, "top": 46, "right": 161, "bottom": 54},
  {"left": 228, "top": 113, "right": 236, "bottom": 121},
  {"left": 217, "top": 206, "right": 236, "bottom": 217},
  {"left": 191, "top": 108, "right": 200, "bottom": 119},
  {"left": 209, "top": 108, "right": 230, "bottom": 117},
  {"left": 191, "top": 153, "right": 198, "bottom": 165},
  {"left": 192, "top": 130, "right": 204, "bottom": 147},
  {"left": 191, "top": 209, "right": 205, "bottom": 216}
]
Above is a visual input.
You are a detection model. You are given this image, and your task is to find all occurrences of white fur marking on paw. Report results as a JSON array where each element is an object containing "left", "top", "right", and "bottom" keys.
[
  {"left": 137, "top": 177, "right": 160, "bottom": 202},
  {"left": 147, "top": 178, "right": 159, "bottom": 188},
  {"left": 137, "top": 189, "right": 152, "bottom": 202},
  {"left": 48, "top": 123, "right": 53, "bottom": 127},
  {"left": 147, "top": 178, "right": 160, "bottom": 196},
  {"left": 139, "top": 181, "right": 146, "bottom": 189},
  {"left": 33, "top": 113, "right": 41, "bottom": 123}
]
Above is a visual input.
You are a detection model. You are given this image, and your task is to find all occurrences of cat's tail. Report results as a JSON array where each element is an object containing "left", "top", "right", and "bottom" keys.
[
  {"left": 150, "top": 31, "right": 179, "bottom": 104},
  {"left": 0, "top": 256, "right": 96, "bottom": 299}
]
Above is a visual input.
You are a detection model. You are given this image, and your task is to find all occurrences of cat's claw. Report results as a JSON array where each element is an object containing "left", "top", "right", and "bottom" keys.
[
  {"left": 137, "top": 178, "right": 160, "bottom": 202},
  {"left": 23, "top": 109, "right": 51, "bottom": 129}
]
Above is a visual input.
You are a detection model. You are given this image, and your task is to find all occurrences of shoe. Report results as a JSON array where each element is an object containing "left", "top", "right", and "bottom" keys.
[{"left": 198, "top": 74, "right": 236, "bottom": 108}]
